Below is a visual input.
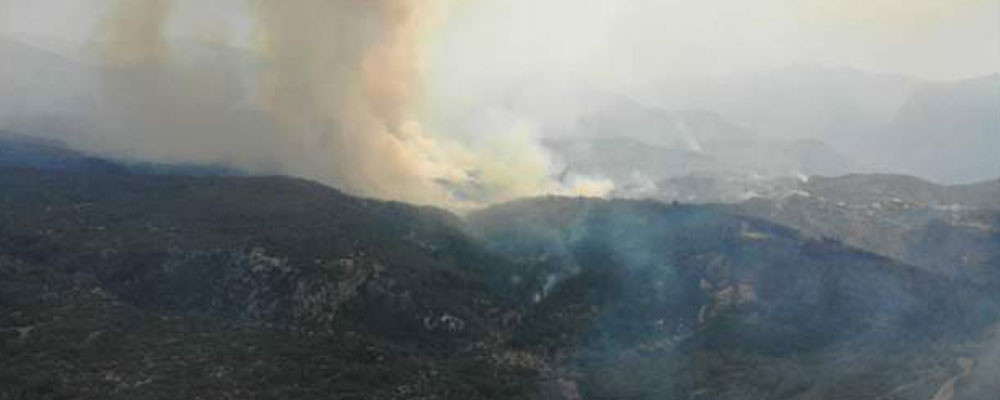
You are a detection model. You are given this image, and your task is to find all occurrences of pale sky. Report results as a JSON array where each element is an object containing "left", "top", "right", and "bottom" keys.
[
  {"left": 1, "top": 0, "right": 997, "bottom": 83},
  {"left": 428, "top": 0, "right": 1000, "bottom": 87},
  {"left": 0, "top": 0, "right": 256, "bottom": 52}
]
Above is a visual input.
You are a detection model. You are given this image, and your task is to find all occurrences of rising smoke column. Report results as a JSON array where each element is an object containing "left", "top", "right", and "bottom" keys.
[
  {"left": 92, "top": 0, "right": 279, "bottom": 170},
  {"left": 91, "top": 0, "right": 608, "bottom": 207},
  {"left": 253, "top": 0, "right": 473, "bottom": 205},
  {"left": 91, "top": 0, "right": 180, "bottom": 159},
  {"left": 96, "top": 0, "right": 173, "bottom": 66},
  {"left": 252, "top": 0, "right": 611, "bottom": 205}
]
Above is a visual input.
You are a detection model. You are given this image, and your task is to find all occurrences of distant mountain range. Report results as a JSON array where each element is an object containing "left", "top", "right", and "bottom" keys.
[
  {"left": 2, "top": 36, "right": 995, "bottom": 185},
  {"left": 510, "top": 85, "right": 860, "bottom": 184},
  {"left": 875, "top": 74, "right": 1000, "bottom": 183},
  {"left": 581, "top": 66, "right": 997, "bottom": 184}
]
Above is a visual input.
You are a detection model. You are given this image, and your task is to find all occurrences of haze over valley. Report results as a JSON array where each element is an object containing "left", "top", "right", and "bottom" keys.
[{"left": 0, "top": 1, "right": 998, "bottom": 399}]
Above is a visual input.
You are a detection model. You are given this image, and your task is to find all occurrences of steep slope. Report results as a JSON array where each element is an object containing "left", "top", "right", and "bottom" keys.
[
  {"left": 733, "top": 174, "right": 1000, "bottom": 282},
  {"left": 877, "top": 74, "right": 1000, "bottom": 183},
  {"left": 628, "top": 170, "right": 1000, "bottom": 283},
  {"left": 469, "top": 197, "right": 1000, "bottom": 399},
  {"left": 0, "top": 166, "right": 516, "bottom": 342},
  {"left": 0, "top": 134, "right": 528, "bottom": 358},
  {"left": 2, "top": 133, "right": 998, "bottom": 399},
  {"left": 0, "top": 160, "right": 558, "bottom": 399}
]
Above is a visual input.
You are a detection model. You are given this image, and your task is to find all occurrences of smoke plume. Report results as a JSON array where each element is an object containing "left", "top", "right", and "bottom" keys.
[
  {"left": 251, "top": 0, "right": 463, "bottom": 204},
  {"left": 97, "top": 0, "right": 172, "bottom": 66},
  {"left": 85, "top": 0, "right": 281, "bottom": 176},
  {"left": 74, "top": 0, "right": 608, "bottom": 207}
]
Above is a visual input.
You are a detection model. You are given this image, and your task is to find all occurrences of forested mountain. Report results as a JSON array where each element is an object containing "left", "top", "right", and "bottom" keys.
[{"left": 2, "top": 135, "right": 998, "bottom": 399}]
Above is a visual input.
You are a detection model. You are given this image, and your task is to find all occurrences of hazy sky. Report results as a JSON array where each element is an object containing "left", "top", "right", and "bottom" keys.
[
  {"left": 0, "top": 0, "right": 255, "bottom": 52},
  {"left": 2, "top": 0, "right": 997, "bottom": 83},
  {"left": 428, "top": 0, "right": 999, "bottom": 89},
  {"left": 0, "top": 0, "right": 997, "bottom": 203}
]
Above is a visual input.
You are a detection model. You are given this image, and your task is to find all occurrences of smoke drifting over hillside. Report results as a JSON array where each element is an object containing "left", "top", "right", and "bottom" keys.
[
  {"left": 97, "top": 0, "right": 171, "bottom": 66},
  {"left": 87, "top": 0, "right": 279, "bottom": 178},
  {"left": 250, "top": 0, "right": 464, "bottom": 204},
  {"left": 0, "top": 0, "right": 995, "bottom": 203},
  {"left": 0, "top": 0, "right": 606, "bottom": 207}
]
